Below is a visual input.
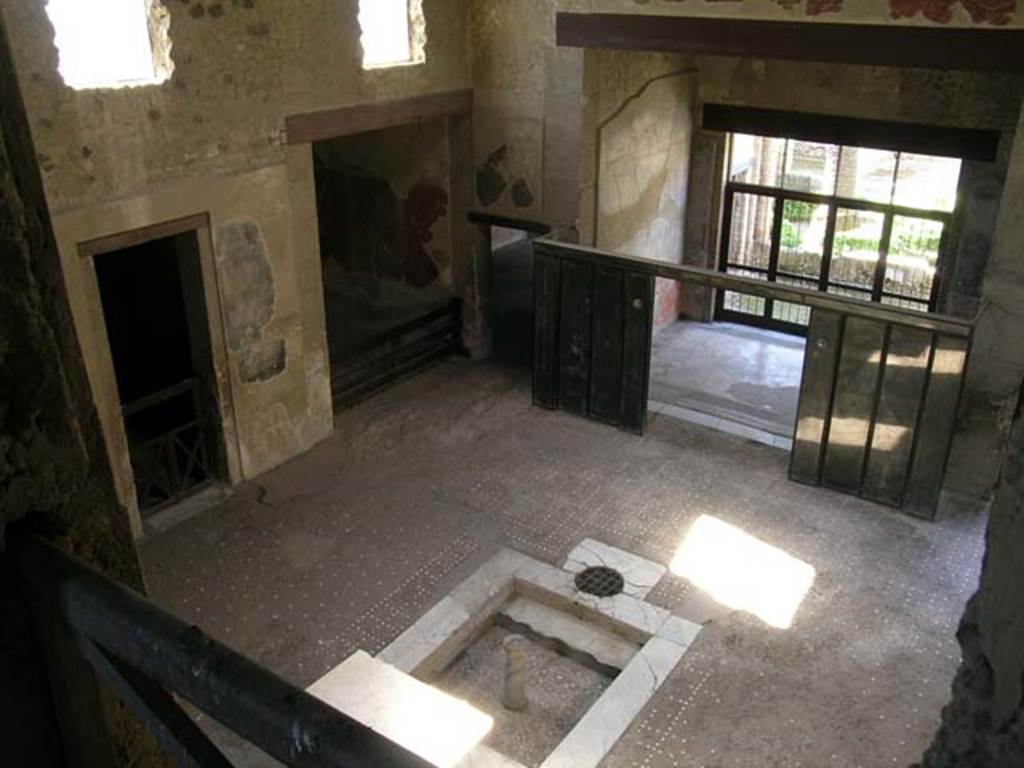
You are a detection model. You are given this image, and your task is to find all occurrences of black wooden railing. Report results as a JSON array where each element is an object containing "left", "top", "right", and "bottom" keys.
[{"left": 16, "top": 536, "right": 429, "bottom": 768}]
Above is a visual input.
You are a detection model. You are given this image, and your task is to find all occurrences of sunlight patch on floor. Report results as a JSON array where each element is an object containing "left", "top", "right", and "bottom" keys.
[{"left": 671, "top": 514, "right": 816, "bottom": 629}]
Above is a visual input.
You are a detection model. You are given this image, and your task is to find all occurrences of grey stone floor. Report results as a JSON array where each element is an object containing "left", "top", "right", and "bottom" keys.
[
  {"left": 140, "top": 358, "right": 985, "bottom": 767},
  {"left": 650, "top": 321, "right": 806, "bottom": 437}
]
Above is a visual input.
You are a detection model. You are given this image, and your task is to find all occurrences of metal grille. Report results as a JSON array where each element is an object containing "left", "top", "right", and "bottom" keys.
[{"left": 574, "top": 566, "right": 625, "bottom": 597}]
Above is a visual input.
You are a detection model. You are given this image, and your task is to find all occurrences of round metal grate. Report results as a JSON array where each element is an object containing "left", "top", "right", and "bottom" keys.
[{"left": 574, "top": 565, "right": 625, "bottom": 597}]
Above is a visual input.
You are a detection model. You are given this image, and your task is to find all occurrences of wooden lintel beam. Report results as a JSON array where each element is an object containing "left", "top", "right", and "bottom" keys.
[
  {"left": 285, "top": 88, "right": 474, "bottom": 145},
  {"left": 556, "top": 13, "right": 1024, "bottom": 73}
]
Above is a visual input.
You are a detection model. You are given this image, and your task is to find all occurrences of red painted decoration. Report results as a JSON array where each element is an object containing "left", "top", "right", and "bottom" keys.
[
  {"left": 806, "top": 0, "right": 844, "bottom": 14},
  {"left": 961, "top": 0, "right": 1017, "bottom": 24},
  {"left": 888, "top": 0, "right": 1016, "bottom": 24},
  {"left": 889, "top": 0, "right": 957, "bottom": 23}
]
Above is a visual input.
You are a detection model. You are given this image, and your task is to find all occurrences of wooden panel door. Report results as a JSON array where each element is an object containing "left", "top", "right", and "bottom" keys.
[
  {"left": 790, "top": 307, "right": 968, "bottom": 519},
  {"left": 533, "top": 248, "right": 654, "bottom": 434}
]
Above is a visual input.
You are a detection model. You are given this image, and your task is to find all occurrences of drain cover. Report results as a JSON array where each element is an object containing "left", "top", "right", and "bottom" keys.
[{"left": 575, "top": 566, "right": 625, "bottom": 597}]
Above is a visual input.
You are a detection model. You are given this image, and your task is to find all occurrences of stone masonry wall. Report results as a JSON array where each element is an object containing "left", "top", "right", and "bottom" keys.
[
  {"left": 0, "top": 12, "right": 164, "bottom": 765},
  {"left": 922, "top": 384, "right": 1024, "bottom": 767}
]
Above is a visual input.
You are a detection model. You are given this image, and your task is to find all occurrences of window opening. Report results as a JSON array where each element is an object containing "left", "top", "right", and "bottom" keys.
[
  {"left": 358, "top": 0, "right": 426, "bottom": 69},
  {"left": 46, "top": 0, "right": 173, "bottom": 90},
  {"left": 718, "top": 133, "right": 961, "bottom": 333}
]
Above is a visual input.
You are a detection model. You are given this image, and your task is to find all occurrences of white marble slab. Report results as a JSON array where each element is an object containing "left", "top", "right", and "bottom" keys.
[
  {"left": 377, "top": 596, "right": 473, "bottom": 676},
  {"left": 308, "top": 651, "right": 494, "bottom": 768},
  {"left": 563, "top": 538, "right": 667, "bottom": 599},
  {"left": 449, "top": 548, "right": 530, "bottom": 614},
  {"left": 500, "top": 595, "right": 639, "bottom": 670},
  {"left": 454, "top": 745, "right": 528, "bottom": 768},
  {"left": 539, "top": 637, "right": 686, "bottom": 768},
  {"left": 656, "top": 614, "right": 702, "bottom": 650},
  {"left": 515, "top": 557, "right": 672, "bottom": 643}
]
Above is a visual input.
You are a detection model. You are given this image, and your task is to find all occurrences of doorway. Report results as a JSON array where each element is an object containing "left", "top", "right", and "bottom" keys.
[
  {"left": 93, "top": 229, "right": 226, "bottom": 514},
  {"left": 490, "top": 224, "right": 534, "bottom": 367}
]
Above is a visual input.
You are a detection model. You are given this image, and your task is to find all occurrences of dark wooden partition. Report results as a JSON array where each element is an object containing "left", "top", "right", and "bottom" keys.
[
  {"left": 533, "top": 242, "right": 654, "bottom": 433},
  {"left": 791, "top": 311, "right": 968, "bottom": 518},
  {"left": 533, "top": 236, "right": 972, "bottom": 519}
]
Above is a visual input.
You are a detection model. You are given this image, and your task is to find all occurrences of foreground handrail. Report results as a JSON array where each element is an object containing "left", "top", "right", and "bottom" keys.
[
  {"left": 17, "top": 536, "right": 430, "bottom": 768},
  {"left": 534, "top": 237, "right": 973, "bottom": 338}
]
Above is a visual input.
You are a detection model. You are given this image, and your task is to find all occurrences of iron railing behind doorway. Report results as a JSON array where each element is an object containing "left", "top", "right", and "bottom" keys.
[{"left": 123, "top": 378, "right": 217, "bottom": 512}]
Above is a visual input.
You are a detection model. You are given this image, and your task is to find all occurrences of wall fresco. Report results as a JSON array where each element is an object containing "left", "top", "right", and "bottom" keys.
[{"left": 889, "top": 0, "right": 1016, "bottom": 24}]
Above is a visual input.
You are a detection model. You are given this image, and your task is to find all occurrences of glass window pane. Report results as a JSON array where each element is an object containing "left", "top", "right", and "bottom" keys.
[
  {"left": 783, "top": 141, "right": 839, "bottom": 195},
  {"left": 829, "top": 208, "right": 885, "bottom": 291},
  {"left": 723, "top": 267, "right": 766, "bottom": 317},
  {"left": 881, "top": 295, "right": 929, "bottom": 312},
  {"left": 723, "top": 291, "right": 767, "bottom": 316},
  {"left": 778, "top": 200, "right": 829, "bottom": 280},
  {"left": 836, "top": 146, "right": 898, "bottom": 204},
  {"left": 884, "top": 216, "right": 944, "bottom": 302},
  {"left": 776, "top": 304, "right": 810, "bottom": 325},
  {"left": 893, "top": 153, "right": 961, "bottom": 213},
  {"left": 771, "top": 300, "right": 811, "bottom": 326},
  {"left": 727, "top": 193, "right": 776, "bottom": 272},
  {"left": 730, "top": 135, "right": 785, "bottom": 187}
]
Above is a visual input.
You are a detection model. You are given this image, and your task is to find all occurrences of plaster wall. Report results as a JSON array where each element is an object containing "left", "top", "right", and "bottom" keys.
[
  {"left": 580, "top": 50, "right": 696, "bottom": 329},
  {"left": 693, "top": 57, "right": 1024, "bottom": 131},
  {"left": 471, "top": 0, "right": 581, "bottom": 226},
  {"left": 0, "top": 0, "right": 472, "bottom": 526}
]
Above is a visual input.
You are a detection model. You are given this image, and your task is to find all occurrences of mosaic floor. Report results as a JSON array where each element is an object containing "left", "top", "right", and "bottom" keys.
[{"left": 140, "top": 357, "right": 987, "bottom": 767}]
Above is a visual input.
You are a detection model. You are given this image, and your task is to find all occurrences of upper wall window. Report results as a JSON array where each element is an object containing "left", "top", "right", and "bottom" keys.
[
  {"left": 45, "top": 0, "right": 173, "bottom": 90},
  {"left": 359, "top": 0, "right": 426, "bottom": 69}
]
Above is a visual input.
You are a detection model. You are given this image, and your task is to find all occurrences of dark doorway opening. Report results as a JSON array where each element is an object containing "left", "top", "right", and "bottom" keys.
[
  {"left": 491, "top": 225, "right": 533, "bottom": 368},
  {"left": 94, "top": 230, "right": 225, "bottom": 514},
  {"left": 313, "top": 119, "right": 462, "bottom": 410}
]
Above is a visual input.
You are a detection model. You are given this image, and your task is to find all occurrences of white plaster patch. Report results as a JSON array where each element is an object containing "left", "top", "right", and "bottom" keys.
[{"left": 563, "top": 538, "right": 667, "bottom": 599}]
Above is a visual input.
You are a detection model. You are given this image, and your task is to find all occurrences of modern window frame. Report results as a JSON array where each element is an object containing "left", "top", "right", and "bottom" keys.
[{"left": 715, "top": 137, "right": 956, "bottom": 335}]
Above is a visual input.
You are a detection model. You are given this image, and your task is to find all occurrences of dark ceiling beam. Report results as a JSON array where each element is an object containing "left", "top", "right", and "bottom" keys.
[
  {"left": 556, "top": 13, "right": 1024, "bottom": 72},
  {"left": 703, "top": 104, "right": 1001, "bottom": 162}
]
